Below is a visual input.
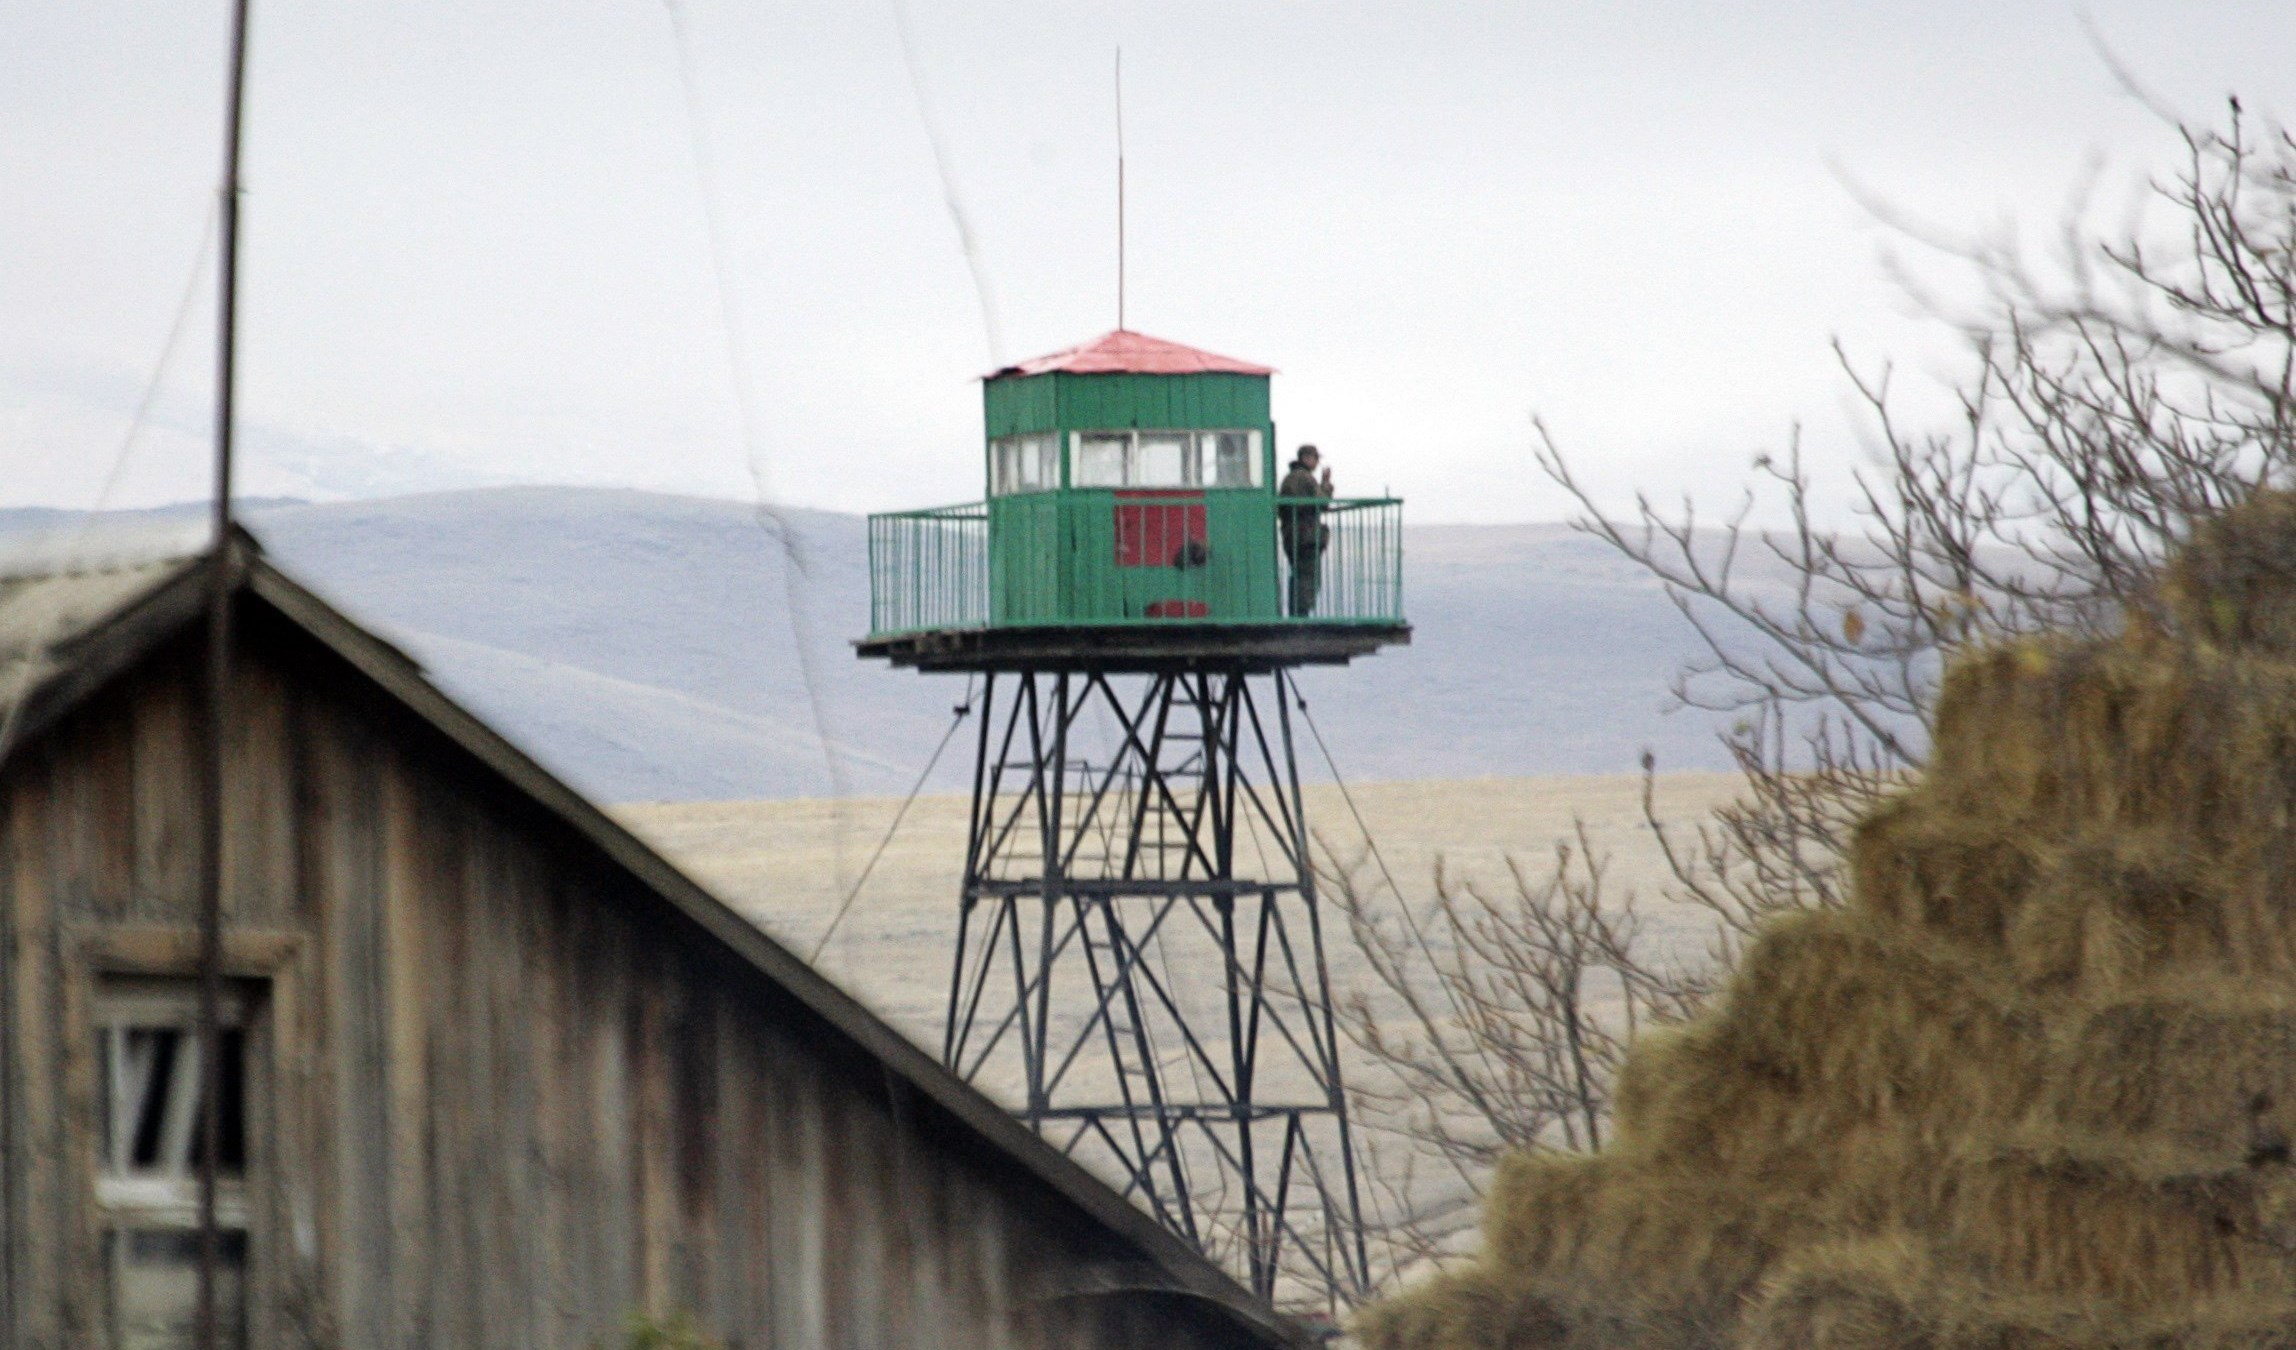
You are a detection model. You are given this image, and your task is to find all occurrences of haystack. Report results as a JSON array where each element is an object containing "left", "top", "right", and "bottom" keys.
[{"left": 1361, "top": 495, "right": 2296, "bottom": 1349}]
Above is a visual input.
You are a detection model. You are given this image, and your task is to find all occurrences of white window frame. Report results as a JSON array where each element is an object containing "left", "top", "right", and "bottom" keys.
[
  {"left": 1072, "top": 432, "right": 1131, "bottom": 488},
  {"left": 989, "top": 433, "right": 1060, "bottom": 496},
  {"left": 1065, "top": 430, "right": 1263, "bottom": 489},
  {"left": 1197, "top": 430, "right": 1264, "bottom": 489},
  {"left": 95, "top": 979, "right": 255, "bottom": 1350}
]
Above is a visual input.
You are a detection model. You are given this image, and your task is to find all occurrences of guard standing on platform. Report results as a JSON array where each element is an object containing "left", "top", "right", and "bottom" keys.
[{"left": 1279, "top": 444, "right": 1333, "bottom": 616}]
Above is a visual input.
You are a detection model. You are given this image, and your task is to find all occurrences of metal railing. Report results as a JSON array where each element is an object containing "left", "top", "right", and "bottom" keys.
[
  {"left": 868, "top": 502, "right": 989, "bottom": 634},
  {"left": 1279, "top": 497, "right": 1404, "bottom": 624},
  {"left": 866, "top": 495, "right": 1403, "bottom": 635}
]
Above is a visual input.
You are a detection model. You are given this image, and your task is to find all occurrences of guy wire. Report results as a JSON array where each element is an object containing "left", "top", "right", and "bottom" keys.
[{"left": 810, "top": 676, "right": 975, "bottom": 962}]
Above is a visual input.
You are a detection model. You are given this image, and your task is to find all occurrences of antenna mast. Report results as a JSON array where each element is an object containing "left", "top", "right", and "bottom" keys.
[
  {"left": 198, "top": 1, "right": 253, "bottom": 1346},
  {"left": 1115, "top": 47, "right": 1125, "bottom": 331}
]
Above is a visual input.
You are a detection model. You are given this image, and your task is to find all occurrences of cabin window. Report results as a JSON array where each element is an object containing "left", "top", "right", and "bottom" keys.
[
  {"left": 990, "top": 434, "right": 1059, "bottom": 495},
  {"left": 95, "top": 981, "right": 254, "bottom": 1350},
  {"left": 1200, "top": 430, "right": 1262, "bottom": 488},
  {"left": 1073, "top": 434, "right": 1130, "bottom": 488},
  {"left": 1068, "top": 430, "right": 1262, "bottom": 489},
  {"left": 1134, "top": 433, "right": 1191, "bottom": 487}
]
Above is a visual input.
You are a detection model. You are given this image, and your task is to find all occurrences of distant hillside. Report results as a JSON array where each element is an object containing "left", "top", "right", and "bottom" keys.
[{"left": 5, "top": 487, "right": 1748, "bottom": 801}]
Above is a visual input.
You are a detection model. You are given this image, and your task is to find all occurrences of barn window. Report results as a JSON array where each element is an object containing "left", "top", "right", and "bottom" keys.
[{"left": 95, "top": 981, "right": 253, "bottom": 1350}]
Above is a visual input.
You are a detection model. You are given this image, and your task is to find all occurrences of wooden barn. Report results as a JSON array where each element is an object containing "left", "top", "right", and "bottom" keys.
[{"left": 0, "top": 532, "right": 1308, "bottom": 1350}]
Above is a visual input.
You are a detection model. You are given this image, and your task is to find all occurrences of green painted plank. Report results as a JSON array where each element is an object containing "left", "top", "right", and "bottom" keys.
[
  {"left": 982, "top": 376, "right": 1059, "bottom": 438},
  {"left": 1052, "top": 373, "right": 1269, "bottom": 431}
]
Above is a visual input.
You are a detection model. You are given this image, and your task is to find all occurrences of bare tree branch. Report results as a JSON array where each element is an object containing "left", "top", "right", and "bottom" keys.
[
  {"left": 1342, "top": 98, "right": 2296, "bottom": 1299},
  {"left": 1330, "top": 830, "right": 1705, "bottom": 1278},
  {"left": 1543, "top": 98, "right": 2296, "bottom": 943}
]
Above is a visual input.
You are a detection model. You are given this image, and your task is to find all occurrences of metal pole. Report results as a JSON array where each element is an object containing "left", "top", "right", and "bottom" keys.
[
  {"left": 1114, "top": 48, "right": 1125, "bottom": 331},
  {"left": 199, "top": 2, "right": 254, "bottom": 1346},
  {"left": 1035, "top": 673, "right": 1071, "bottom": 1114},
  {"left": 947, "top": 673, "right": 998, "bottom": 1064}
]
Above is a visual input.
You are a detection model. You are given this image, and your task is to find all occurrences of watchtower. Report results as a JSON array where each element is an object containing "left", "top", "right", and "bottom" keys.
[{"left": 858, "top": 329, "right": 1407, "bottom": 1308}]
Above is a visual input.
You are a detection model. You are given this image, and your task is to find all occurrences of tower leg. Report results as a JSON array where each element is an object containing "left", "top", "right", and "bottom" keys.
[{"left": 944, "top": 666, "right": 1368, "bottom": 1309}]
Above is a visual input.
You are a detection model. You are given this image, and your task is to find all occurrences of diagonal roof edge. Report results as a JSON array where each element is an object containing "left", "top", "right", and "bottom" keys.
[{"left": 2, "top": 531, "right": 1311, "bottom": 1349}]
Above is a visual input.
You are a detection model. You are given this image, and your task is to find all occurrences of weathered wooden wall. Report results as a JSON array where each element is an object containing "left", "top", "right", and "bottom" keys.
[{"left": 0, "top": 603, "right": 1265, "bottom": 1349}]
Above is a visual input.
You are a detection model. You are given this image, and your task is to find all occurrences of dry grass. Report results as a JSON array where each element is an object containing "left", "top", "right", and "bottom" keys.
[
  {"left": 613, "top": 774, "right": 1742, "bottom": 1069},
  {"left": 1361, "top": 494, "right": 2296, "bottom": 1348}
]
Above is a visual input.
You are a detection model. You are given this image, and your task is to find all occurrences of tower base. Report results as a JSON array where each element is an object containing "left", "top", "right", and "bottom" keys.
[{"left": 943, "top": 665, "right": 1370, "bottom": 1308}]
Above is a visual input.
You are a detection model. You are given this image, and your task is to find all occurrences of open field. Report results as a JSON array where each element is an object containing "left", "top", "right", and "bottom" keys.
[
  {"left": 619, "top": 772, "right": 1747, "bottom": 1285},
  {"left": 614, "top": 772, "right": 1745, "bottom": 1064}
]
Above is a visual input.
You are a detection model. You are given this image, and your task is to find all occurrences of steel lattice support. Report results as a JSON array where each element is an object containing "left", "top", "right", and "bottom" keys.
[{"left": 943, "top": 666, "right": 1369, "bottom": 1307}]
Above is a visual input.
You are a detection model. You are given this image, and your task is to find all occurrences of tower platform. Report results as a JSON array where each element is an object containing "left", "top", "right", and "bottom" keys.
[{"left": 855, "top": 621, "right": 1410, "bottom": 673}]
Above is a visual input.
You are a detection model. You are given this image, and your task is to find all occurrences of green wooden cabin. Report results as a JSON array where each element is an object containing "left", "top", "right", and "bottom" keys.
[{"left": 866, "top": 330, "right": 1403, "bottom": 642}]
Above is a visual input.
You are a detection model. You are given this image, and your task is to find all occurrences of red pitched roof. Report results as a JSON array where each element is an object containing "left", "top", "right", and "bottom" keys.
[{"left": 989, "top": 329, "right": 1274, "bottom": 379}]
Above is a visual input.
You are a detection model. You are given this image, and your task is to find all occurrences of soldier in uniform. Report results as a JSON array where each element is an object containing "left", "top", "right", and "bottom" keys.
[{"left": 1278, "top": 444, "right": 1333, "bottom": 616}]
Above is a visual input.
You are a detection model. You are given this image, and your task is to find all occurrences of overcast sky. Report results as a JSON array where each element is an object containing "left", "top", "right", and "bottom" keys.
[{"left": 3, "top": 1, "right": 2288, "bottom": 523}]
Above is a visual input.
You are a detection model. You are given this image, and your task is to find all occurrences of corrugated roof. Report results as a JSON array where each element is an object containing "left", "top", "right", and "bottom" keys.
[
  {"left": 989, "top": 329, "right": 1274, "bottom": 379},
  {"left": 0, "top": 555, "right": 202, "bottom": 746},
  {"left": 0, "top": 519, "right": 217, "bottom": 715},
  {"left": 0, "top": 562, "right": 186, "bottom": 668}
]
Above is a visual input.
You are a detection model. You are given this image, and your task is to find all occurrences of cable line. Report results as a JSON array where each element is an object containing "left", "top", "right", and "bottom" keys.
[
  {"left": 889, "top": 0, "right": 1005, "bottom": 365},
  {"left": 0, "top": 205, "right": 219, "bottom": 775},
  {"left": 809, "top": 680, "right": 975, "bottom": 962},
  {"left": 658, "top": 0, "right": 856, "bottom": 888},
  {"left": 1293, "top": 685, "right": 1493, "bottom": 1099},
  {"left": 1291, "top": 688, "right": 1409, "bottom": 909}
]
